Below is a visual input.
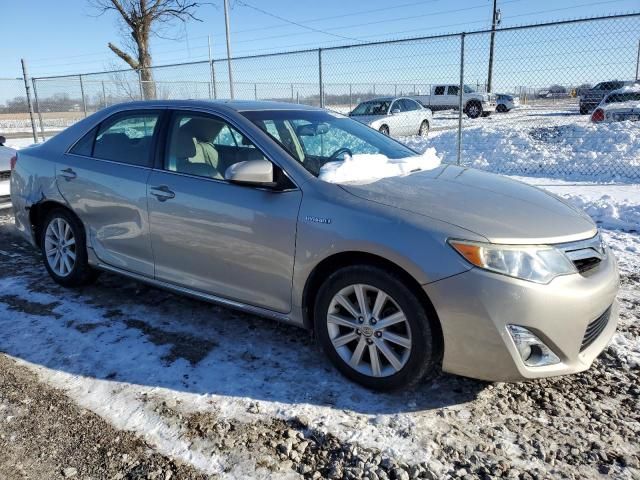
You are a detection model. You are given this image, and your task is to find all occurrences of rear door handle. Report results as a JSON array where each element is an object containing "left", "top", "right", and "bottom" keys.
[
  {"left": 150, "top": 185, "right": 175, "bottom": 201},
  {"left": 60, "top": 167, "right": 77, "bottom": 180}
]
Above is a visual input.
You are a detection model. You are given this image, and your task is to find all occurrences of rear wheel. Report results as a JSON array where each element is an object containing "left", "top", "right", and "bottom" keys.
[
  {"left": 314, "top": 265, "right": 439, "bottom": 390},
  {"left": 418, "top": 120, "right": 429, "bottom": 138},
  {"left": 378, "top": 125, "right": 390, "bottom": 136},
  {"left": 40, "top": 208, "right": 98, "bottom": 287},
  {"left": 496, "top": 104, "right": 508, "bottom": 113}
]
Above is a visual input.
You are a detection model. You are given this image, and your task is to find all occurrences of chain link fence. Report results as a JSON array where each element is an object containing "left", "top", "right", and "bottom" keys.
[{"left": 4, "top": 13, "right": 640, "bottom": 180}]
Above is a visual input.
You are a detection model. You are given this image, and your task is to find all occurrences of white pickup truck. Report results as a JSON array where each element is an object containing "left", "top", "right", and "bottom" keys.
[{"left": 412, "top": 84, "right": 496, "bottom": 118}]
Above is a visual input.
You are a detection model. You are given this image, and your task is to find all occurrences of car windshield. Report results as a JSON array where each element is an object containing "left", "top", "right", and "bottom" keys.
[
  {"left": 350, "top": 100, "right": 391, "bottom": 116},
  {"left": 463, "top": 85, "right": 476, "bottom": 93},
  {"left": 604, "top": 92, "right": 640, "bottom": 103},
  {"left": 242, "top": 109, "right": 420, "bottom": 178}
]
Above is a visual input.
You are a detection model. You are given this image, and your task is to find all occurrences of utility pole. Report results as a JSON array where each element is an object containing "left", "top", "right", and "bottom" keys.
[
  {"left": 21, "top": 59, "right": 38, "bottom": 143},
  {"left": 223, "top": 0, "right": 234, "bottom": 99},
  {"left": 487, "top": 0, "right": 501, "bottom": 93}
]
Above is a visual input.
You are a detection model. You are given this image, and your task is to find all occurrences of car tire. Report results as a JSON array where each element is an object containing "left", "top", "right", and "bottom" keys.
[
  {"left": 40, "top": 208, "right": 99, "bottom": 287},
  {"left": 378, "top": 125, "right": 390, "bottom": 136},
  {"left": 465, "top": 101, "right": 483, "bottom": 119},
  {"left": 418, "top": 120, "right": 429, "bottom": 138},
  {"left": 314, "top": 265, "right": 440, "bottom": 391},
  {"left": 579, "top": 105, "right": 589, "bottom": 115},
  {"left": 496, "top": 104, "right": 507, "bottom": 113}
]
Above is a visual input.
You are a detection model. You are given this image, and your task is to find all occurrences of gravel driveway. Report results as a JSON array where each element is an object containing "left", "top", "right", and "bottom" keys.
[{"left": 0, "top": 210, "right": 638, "bottom": 479}]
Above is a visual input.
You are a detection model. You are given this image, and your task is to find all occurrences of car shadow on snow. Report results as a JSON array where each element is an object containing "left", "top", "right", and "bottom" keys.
[{"left": 0, "top": 216, "right": 486, "bottom": 415}]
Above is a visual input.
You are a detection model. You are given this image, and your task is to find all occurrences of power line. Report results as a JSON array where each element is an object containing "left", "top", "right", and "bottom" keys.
[{"left": 234, "top": 0, "right": 362, "bottom": 42}]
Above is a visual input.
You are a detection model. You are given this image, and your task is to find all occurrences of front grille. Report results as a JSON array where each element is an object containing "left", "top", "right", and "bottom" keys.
[
  {"left": 0, "top": 195, "right": 9, "bottom": 204},
  {"left": 559, "top": 234, "right": 606, "bottom": 275},
  {"left": 580, "top": 307, "right": 611, "bottom": 352},
  {"left": 0, "top": 170, "right": 10, "bottom": 181},
  {"left": 573, "top": 256, "right": 602, "bottom": 273}
]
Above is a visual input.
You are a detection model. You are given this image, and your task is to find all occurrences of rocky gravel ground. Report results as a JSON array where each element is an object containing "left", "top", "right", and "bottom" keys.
[{"left": 0, "top": 209, "right": 638, "bottom": 479}]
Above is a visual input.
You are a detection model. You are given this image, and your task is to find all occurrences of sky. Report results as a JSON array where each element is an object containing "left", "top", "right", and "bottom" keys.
[{"left": 1, "top": 0, "right": 639, "bottom": 102}]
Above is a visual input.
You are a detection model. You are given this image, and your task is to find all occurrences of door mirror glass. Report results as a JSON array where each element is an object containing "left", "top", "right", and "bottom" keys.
[
  {"left": 391, "top": 108, "right": 401, "bottom": 115},
  {"left": 0, "top": 135, "right": 5, "bottom": 146},
  {"left": 224, "top": 159, "right": 275, "bottom": 187}
]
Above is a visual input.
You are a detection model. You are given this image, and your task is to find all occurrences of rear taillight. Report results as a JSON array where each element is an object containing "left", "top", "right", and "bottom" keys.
[
  {"left": 9, "top": 154, "right": 17, "bottom": 171},
  {"left": 591, "top": 108, "right": 605, "bottom": 123}
]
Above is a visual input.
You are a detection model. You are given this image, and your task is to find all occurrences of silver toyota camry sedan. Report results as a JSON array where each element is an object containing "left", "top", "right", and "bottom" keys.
[{"left": 10, "top": 100, "right": 619, "bottom": 390}]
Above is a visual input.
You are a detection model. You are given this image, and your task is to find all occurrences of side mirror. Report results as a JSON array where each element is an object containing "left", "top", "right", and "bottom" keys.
[
  {"left": 225, "top": 159, "right": 276, "bottom": 188},
  {"left": 391, "top": 108, "right": 401, "bottom": 115},
  {"left": 0, "top": 136, "right": 5, "bottom": 146}
]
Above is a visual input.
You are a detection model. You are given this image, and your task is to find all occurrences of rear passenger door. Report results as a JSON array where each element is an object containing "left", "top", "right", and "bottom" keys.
[
  {"left": 57, "top": 110, "right": 163, "bottom": 277},
  {"left": 446, "top": 85, "right": 461, "bottom": 110}
]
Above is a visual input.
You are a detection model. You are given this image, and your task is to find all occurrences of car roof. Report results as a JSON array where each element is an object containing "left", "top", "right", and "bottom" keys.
[{"left": 106, "top": 99, "right": 324, "bottom": 112}]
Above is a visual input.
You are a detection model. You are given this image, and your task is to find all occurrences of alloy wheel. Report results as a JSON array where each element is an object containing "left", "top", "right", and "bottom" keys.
[
  {"left": 44, "top": 217, "right": 77, "bottom": 277},
  {"left": 327, "top": 284, "right": 412, "bottom": 378}
]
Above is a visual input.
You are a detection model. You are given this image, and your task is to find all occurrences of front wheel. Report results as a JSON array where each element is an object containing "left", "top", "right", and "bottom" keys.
[
  {"left": 378, "top": 125, "right": 389, "bottom": 136},
  {"left": 466, "top": 102, "right": 483, "bottom": 119},
  {"left": 314, "top": 265, "right": 440, "bottom": 390},
  {"left": 40, "top": 208, "right": 98, "bottom": 287},
  {"left": 418, "top": 120, "right": 429, "bottom": 138}
]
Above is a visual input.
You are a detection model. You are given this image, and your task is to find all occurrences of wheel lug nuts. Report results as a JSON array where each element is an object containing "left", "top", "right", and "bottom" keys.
[
  {"left": 375, "top": 331, "right": 382, "bottom": 338},
  {"left": 356, "top": 329, "right": 361, "bottom": 335},
  {"left": 366, "top": 339, "right": 373, "bottom": 345},
  {"left": 358, "top": 317, "right": 364, "bottom": 323},
  {"left": 370, "top": 318, "right": 376, "bottom": 324}
]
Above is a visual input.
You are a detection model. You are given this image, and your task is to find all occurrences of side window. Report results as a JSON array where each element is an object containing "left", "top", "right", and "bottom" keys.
[
  {"left": 93, "top": 112, "right": 159, "bottom": 166},
  {"left": 434, "top": 86, "right": 446, "bottom": 95},
  {"left": 448, "top": 86, "right": 460, "bottom": 96},
  {"left": 390, "top": 100, "right": 404, "bottom": 113},
  {"left": 401, "top": 99, "right": 419, "bottom": 111},
  {"left": 69, "top": 126, "right": 98, "bottom": 156},
  {"left": 166, "top": 112, "right": 269, "bottom": 180}
]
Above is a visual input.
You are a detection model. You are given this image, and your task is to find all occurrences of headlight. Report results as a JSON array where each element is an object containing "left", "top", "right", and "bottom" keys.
[{"left": 449, "top": 240, "right": 576, "bottom": 283}]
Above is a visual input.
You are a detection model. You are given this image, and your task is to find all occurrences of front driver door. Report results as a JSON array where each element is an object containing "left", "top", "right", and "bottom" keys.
[{"left": 147, "top": 110, "right": 302, "bottom": 313}]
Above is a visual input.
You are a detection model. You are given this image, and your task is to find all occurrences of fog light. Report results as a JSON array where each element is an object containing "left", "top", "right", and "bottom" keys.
[{"left": 507, "top": 325, "right": 560, "bottom": 367}]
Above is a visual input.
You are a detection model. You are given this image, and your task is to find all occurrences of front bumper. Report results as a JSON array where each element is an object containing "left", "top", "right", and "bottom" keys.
[{"left": 424, "top": 249, "right": 619, "bottom": 381}]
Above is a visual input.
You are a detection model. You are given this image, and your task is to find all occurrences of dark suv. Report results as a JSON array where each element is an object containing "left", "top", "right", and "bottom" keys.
[{"left": 579, "top": 81, "right": 630, "bottom": 114}]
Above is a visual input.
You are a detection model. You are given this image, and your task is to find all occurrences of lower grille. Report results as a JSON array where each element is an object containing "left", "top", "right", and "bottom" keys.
[
  {"left": 0, "top": 170, "right": 10, "bottom": 181},
  {"left": 580, "top": 307, "right": 611, "bottom": 352}
]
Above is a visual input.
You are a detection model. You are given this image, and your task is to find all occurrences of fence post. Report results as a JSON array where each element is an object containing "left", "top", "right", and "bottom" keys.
[
  {"left": 102, "top": 80, "right": 107, "bottom": 108},
  {"left": 457, "top": 33, "right": 466, "bottom": 166},
  {"left": 79, "top": 74, "right": 88, "bottom": 117},
  {"left": 349, "top": 83, "right": 352, "bottom": 110},
  {"left": 20, "top": 59, "right": 38, "bottom": 143},
  {"left": 137, "top": 70, "right": 144, "bottom": 100},
  {"left": 254, "top": 83, "right": 258, "bottom": 100},
  {"left": 31, "top": 78, "right": 46, "bottom": 141},
  {"left": 318, "top": 48, "right": 324, "bottom": 108},
  {"left": 291, "top": 83, "right": 294, "bottom": 102},
  {"left": 208, "top": 35, "right": 217, "bottom": 99}
]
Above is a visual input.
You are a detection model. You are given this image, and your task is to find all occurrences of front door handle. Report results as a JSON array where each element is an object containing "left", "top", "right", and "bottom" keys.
[
  {"left": 60, "top": 167, "right": 77, "bottom": 180},
  {"left": 150, "top": 185, "right": 175, "bottom": 201}
]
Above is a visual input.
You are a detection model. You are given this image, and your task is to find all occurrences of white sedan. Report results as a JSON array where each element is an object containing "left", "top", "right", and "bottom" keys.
[
  {"left": 591, "top": 84, "right": 640, "bottom": 123},
  {"left": 0, "top": 136, "right": 15, "bottom": 209},
  {"left": 349, "top": 97, "right": 433, "bottom": 137}
]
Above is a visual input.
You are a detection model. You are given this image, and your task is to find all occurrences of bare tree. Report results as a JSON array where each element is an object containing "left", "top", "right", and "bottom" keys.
[{"left": 91, "top": 0, "right": 204, "bottom": 99}]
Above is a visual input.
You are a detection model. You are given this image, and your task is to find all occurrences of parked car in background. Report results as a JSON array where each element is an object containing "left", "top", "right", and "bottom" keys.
[
  {"left": 10, "top": 100, "right": 619, "bottom": 390},
  {"left": 591, "top": 85, "right": 640, "bottom": 123},
  {"left": 412, "top": 84, "right": 495, "bottom": 118},
  {"left": 349, "top": 97, "right": 432, "bottom": 137},
  {"left": 579, "top": 80, "right": 634, "bottom": 114},
  {"left": 0, "top": 136, "right": 15, "bottom": 209},
  {"left": 496, "top": 94, "right": 520, "bottom": 113}
]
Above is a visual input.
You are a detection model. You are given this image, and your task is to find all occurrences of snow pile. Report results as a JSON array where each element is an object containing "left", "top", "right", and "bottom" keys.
[
  {"left": 561, "top": 194, "right": 640, "bottom": 231},
  {"left": 609, "top": 333, "right": 640, "bottom": 369},
  {"left": 408, "top": 121, "right": 640, "bottom": 182},
  {"left": 319, "top": 148, "right": 441, "bottom": 184}
]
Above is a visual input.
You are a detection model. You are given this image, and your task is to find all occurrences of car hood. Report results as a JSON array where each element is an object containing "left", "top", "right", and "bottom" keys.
[{"left": 339, "top": 164, "right": 596, "bottom": 244}]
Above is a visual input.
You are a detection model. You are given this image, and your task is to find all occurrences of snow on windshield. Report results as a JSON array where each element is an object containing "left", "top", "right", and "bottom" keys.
[{"left": 318, "top": 147, "right": 441, "bottom": 184}]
